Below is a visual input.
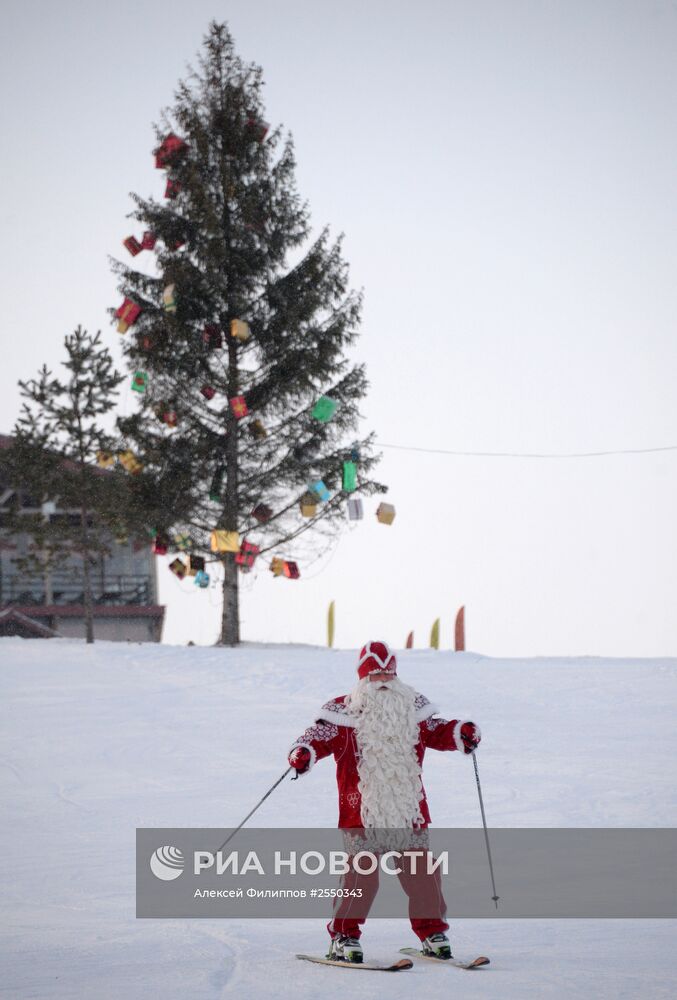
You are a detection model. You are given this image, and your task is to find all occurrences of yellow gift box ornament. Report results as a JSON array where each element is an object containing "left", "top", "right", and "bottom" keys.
[
  {"left": 300, "top": 492, "right": 317, "bottom": 518},
  {"left": 96, "top": 450, "right": 115, "bottom": 469},
  {"left": 118, "top": 450, "right": 143, "bottom": 475},
  {"left": 270, "top": 557, "right": 286, "bottom": 577},
  {"left": 210, "top": 530, "right": 240, "bottom": 553},
  {"left": 230, "top": 318, "right": 250, "bottom": 342},
  {"left": 376, "top": 502, "right": 396, "bottom": 525},
  {"left": 163, "top": 284, "right": 177, "bottom": 313}
]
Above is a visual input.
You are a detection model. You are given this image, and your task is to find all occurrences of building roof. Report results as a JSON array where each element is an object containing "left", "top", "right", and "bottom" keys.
[
  {"left": 3, "top": 605, "right": 166, "bottom": 619},
  {"left": 0, "top": 608, "right": 61, "bottom": 637}
]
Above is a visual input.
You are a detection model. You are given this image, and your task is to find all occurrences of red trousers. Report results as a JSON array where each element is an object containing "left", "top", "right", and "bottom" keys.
[{"left": 327, "top": 854, "right": 448, "bottom": 941}]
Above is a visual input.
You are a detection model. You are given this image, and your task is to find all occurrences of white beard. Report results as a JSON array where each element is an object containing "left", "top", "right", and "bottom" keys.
[{"left": 346, "top": 677, "right": 425, "bottom": 829}]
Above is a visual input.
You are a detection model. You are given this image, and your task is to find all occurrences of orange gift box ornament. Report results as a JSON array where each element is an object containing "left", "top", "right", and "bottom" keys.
[
  {"left": 229, "top": 396, "right": 249, "bottom": 419},
  {"left": 230, "top": 318, "right": 250, "bottom": 342}
]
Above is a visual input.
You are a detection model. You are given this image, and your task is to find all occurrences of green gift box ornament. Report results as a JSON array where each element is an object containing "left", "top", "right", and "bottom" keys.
[
  {"left": 342, "top": 461, "right": 357, "bottom": 492},
  {"left": 312, "top": 395, "right": 338, "bottom": 423},
  {"left": 131, "top": 371, "right": 148, "bottom": 393}
]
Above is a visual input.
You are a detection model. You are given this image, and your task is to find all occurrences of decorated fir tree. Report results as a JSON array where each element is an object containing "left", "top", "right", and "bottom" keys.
[
  {"left": 5, "top": 327, "right": 126, "bottom": 643},
  {"left": 112, "top": 21, "right": 385, "bottom": 645}
]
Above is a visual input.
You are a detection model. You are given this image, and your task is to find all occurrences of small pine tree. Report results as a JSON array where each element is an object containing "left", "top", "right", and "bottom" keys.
[
  {"left": 5, "top": 327, "right": 125, "bottom": 643},
  {"left": 113, "top": 21, "right": 385, "bottom": 645}
]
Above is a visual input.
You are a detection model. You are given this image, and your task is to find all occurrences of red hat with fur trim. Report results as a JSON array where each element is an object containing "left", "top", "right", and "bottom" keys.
[{"left": 357, "top": 640, "right": 397, "bottom": 679}]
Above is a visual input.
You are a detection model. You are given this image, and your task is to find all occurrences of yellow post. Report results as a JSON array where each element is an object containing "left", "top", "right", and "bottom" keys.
[
  {"left": 327, "top": 601, "right": 335, "bottom": 648},
  {"left": 430, "top": 618, "right": 440, "bottom": 650}
]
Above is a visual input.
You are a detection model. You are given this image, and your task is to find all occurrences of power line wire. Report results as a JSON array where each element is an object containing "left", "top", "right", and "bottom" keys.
[{"left": 376, "top": 441, "right": 677, "bottom": 460}]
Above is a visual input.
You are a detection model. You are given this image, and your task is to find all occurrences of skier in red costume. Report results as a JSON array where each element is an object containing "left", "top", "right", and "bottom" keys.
[{"left": 288, "top": 640, "right": 481, "bottom": 964}]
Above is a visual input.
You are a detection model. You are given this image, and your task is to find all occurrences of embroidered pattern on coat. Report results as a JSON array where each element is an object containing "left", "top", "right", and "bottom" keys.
[
  {"left": 424, "top": 716, "right": 445, "bottom": 731},
  {"left": 298, "top": 721, "right": 339, "bottom": 744}
]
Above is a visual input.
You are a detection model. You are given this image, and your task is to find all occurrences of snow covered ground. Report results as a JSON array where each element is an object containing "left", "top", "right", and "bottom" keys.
[{"left": 1, "top": 639, "right": 676, "bottom": 999}]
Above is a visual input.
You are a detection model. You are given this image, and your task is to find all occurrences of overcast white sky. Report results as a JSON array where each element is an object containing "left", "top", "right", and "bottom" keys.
[{"left": 1, "top": 0, "right": 676, "bottom": 656}]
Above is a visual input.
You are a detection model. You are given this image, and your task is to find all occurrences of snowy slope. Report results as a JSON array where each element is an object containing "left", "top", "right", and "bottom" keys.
[{"left": 1, "top": 639, "right": 676, "bottom": 999}]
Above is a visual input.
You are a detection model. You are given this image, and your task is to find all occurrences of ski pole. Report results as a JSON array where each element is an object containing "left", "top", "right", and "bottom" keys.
[
  {"left": 216, "top": 767, "right": 293, "bottom": 852},
  {"left": 471, "top": 753, "right": 500, "bottom": 908}
]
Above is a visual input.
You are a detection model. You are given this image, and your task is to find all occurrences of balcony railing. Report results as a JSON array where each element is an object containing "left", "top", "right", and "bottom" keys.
[{"left": 0, "top": 573, "right": 154, "bottom": 607}]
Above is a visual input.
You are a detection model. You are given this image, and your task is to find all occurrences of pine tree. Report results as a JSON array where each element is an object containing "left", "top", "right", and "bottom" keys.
[
  {"left": 112, "top": 21, "right": 385, "bottom": 646},
  {"left": 5, "top": 327, "right": 125, "bottom": 643}
]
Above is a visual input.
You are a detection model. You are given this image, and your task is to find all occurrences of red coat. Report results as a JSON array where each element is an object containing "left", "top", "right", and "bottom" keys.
[{"left": 289, "top": 693, "right": 470, "bottom": 829}]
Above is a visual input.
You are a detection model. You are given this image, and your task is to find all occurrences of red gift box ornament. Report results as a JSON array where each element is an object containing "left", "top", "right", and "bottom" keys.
[
  {"left": 154, "top": 133, "right": 188, "bottom": 169},
  {"left": 283, "top": 560, "right": 300, "bottom": 579},
  {"left": 141, "top": 231, "right": 157, "bottom": 250},
  {"left": 115, "top": 298, "right": 141, "bottom": 334},
  {"left": 203, "top": 324, "right": 222, "bottom": 350},
  {"left": 123, "top": 236, "right": 142, "bottom": 257},
  {"left": 229, "top": 396, "right": 249, "bottom": 419},
  {"left": 187, "top": 555, "right": 205, "bottom": 576},
  {"left": 251, "top": 503, "right": 273, "bottom": 524},
  {"left": 200, "top": 384, "right": 216, "bottom": 400},
  {"left": 169, "top": 557, "right": 187, "bottom": 580},
  {"left": 165, "top": 178, "right": 182, "bottom": 200},
  {"left": 152, "top": 534, "right": 169, "bottom": 556},
  {"left": 235, "top": 540, "right": 260, "bottom": 571},
  {"left": 245, "top": 117, "right": 270, "bottom": 143},
  {"left": 155, "top": 403, "right": 178, "bottom": 428}
]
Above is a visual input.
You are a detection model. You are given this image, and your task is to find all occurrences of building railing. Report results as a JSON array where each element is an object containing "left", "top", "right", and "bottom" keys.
[{"left": 0, "top": 573, "right": 154, "bottom": 607}]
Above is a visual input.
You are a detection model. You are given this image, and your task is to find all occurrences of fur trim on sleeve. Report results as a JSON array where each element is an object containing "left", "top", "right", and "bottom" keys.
[
  {"left": 317, "top": 697, "right": 356, "bottom": 728},
  {"left": 414, "top": 692, "right": 439, "bottom": 722},
  {"left": 453, "top": 720, "right": 481, "bottom": 754}
]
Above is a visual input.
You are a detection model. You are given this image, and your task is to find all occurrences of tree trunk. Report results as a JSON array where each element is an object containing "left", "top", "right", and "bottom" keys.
[
  {"left": 80, "top": 505, "right": 94, "bottom": 644},
  {"left": 218, "top": 326, "right": 240, "bottom": 645},
  {"left": 220, "top": 553, "right": 240, "bottom": 645}
]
